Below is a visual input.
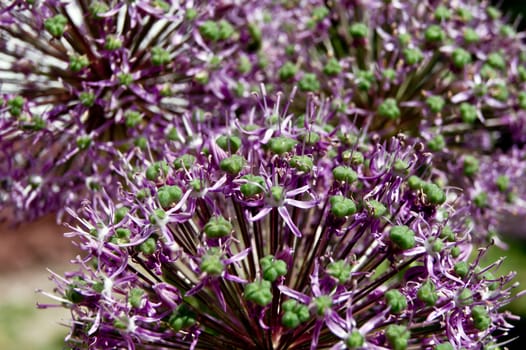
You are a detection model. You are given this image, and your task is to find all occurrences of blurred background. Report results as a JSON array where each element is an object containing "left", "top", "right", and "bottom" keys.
[
  {"left": 0, "top": 215, "right": 77, "bottom": 349},
  {"left": 0, "top": 1, "right": 525, "bottom": 349}
]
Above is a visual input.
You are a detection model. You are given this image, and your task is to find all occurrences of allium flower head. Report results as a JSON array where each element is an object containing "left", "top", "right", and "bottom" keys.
[
  {"left": 2, "top": 0, "right": 526, "bottom": 236},
  {"left": 201, "top": 0, "right": 526, "bottom": 240},
  {"left": 42, "top": 92, "right": 520, "bottom": 349},
  {"left": 0, "top": 0, "right": 199, "bottom": 220},
  {"left": 0, "top": 0, "right": 261, "bottom": 221},
  {"left": 251, "top": 1, "right": 526, "bottom": 144}
]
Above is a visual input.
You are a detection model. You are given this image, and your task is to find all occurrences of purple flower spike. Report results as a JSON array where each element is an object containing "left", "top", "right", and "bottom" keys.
[{"left": 42, "top": 92, "right": 521, "bottom": 349}]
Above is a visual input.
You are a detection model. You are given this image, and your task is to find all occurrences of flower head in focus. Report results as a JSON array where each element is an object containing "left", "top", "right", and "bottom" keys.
[{"left": 41, "top": 92, "right": 521, "bottom": 349}]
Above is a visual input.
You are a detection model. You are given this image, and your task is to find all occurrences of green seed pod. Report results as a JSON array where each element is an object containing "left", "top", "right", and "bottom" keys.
[
  {"left": 313, "top": 295, "right": 333, "bottom": 316},
  {"left": 440, "top": 226, "right": 455, "bottom": 242},
  {"left": 149, "top": 209, "right": 166, "bottom": 225},
  {"left": 459, "top": 103, "right": 477, "bottom": 124},
  {"left": 458, "top": 288, "right": 473, "bottom": 306},
  {"left": 417, "top": 280, "right": 438, "bottom": 306},
  {"left": 173, "top": 154, "right": 196, "bottom": 170},
  {"left": 219, "top": 155, "right": 245, "bottom": 175},
  {"left": 434, "top": 6, "right": 452, "bottom": 21},
  {"left": 496, "top": 175, "right": 509, "bottom": 192},
  {"left": 79, "top": 92, "right": 95, "bottom": 107},
  {"left": 426, "top": 96, "right": 445, "bottom": 113},
  {"left": 281, "top": 300, "right": 309, "bottom": 328},
  {"left": 386, "top": 325, "right": 410, "bottom": 350},
  {"left": 403, "top": 48, "right": 424, "bottom": 65},
  {"left": 201, "top": 249, "right": 224, "bottom": 276},
  {"left": 69, "top": 54, "right": 90, "bottom": 72},
  {"left": 435, "top": 342, "right": 454, "bottom": 350},
  {"left": 7, "top": 96, "right": 24, "bottom": 116},
  {"left": 278, "top": 61, "right": 298, "bottom": 81},
  {"left": 423, "top": 182, "right": 446, "bottom": 205},
  {"left": 139, "top": 237, "right": 156, "bottom": 255},
  {"left": 473, "top": 192, "right": 488, "bottom": 208},
  {"left": 260, "top": 255, "right": 288, "bottom": 282},
  {"left": 345, "top": 331, "right": 364, "bottom": 349},
  {"left": 408, "top": 175, "right": 424, "bottom": 190},
  {"left": 44, "top": 14, "right": 67, "bottom": 37},
  {"left": 168, "top": 305, "right": 196, "bottom": 332},
  {"left": 452, "top": 48, "right": 472, "bottom": 68},
  {"left": 151, "top": 46, "right": 170, "bottom": 66},
  {"left": 146, "top": 161, "right": 169, "bottom": 181},
  {"left": 105, "top": 35, "right": 122, "bottom": 50},
  {"left": 76, "top": 136, "right": 92, "bottom": 150},
  {"left": 323, "top": 58, "right": 342, "bottom": 76},
  {"left": 290, "top": 155, "right": 314, "bottom": 173},
  {"left": 377, "top": 98, "right": 401, "bottom": 119},
  {"left": 157, "top": 185, "right": 183, "bottom": 208},
  {"left": 218, "top": 20, "right": 236, "bottom": 40},
  {"left": 270, "top": 186, "right": 284, "bottom": 203},
  {"left": 349, "top": 23, "right": 368, "bottom": 38},
  {"left": 425, "top": 25, "right": 445, "bottom": 42},
  {"left": 366, "top": 200, "right": 387, "bottom": 218},
  {"left": 463, "top": 28, "right": 480, "bottom": 43},
  {"left": 125, "top": 111, "right": 142, "bottom": 128},
  {"left": 268, "top": 136, "right": 297, "bottom": 155},
  {"left": 471, "top": 306, "right": 491, "bottom": 330},
  {"left": 326, "top": 260, "right": 352, "bottom": 284},
  {"left": 487, "top": 52, "right": 506, "bottom": 70},
  {"left": 330, "top": 196, "right": 357, "bottom": 218},
  {"left": 333, "top": 166, "right": 358, "bottom": 183},
  {"left": 204, "top": 216, "right": 233, "bottom": 238},
  {"left": 298, "top": 73, "right": 320, "bottom": 92},
  {"left": 240, "top": 174, "right": 265, "bottom": 197},
  {"left": 216, "top": 135, "right": 242, "bottom": 153},
  {"left": 385, "top": 289, "right": 407, "bottom": 313},
  {"left": 454, "top": 261, "right": 469, "bottom": 277},
  {"left": 390, "top": 225, "right": 416, "bottom": 250},
  {"left": 463, "top": 155, "right": 479, "bottom": 177},
  {"left": 114, "top": 206, "right": 130, "bottom": 223},
  {"left": 129, "top": 288, "right": 144, "bottom": 308},
  {"left": 428, "top": 134, "right": 446, "bottom": 151},
  {"left": 199, "top": 21, "right": 220, "bottom": 41},
  {"left": 245, "top": 280, "right": 273, "bottom": 306}
]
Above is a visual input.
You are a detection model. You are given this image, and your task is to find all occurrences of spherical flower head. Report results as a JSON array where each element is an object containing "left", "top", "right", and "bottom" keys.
[
  {"left": 42, "top": 92, "right": 521, "bottom": 349},
  {"left": 0, "top": 1, "right": 208, "bottom": 221},
  {"left": 249, "top": 1, "right": 525, "bottom": 146},
  {"left": 211, "top": 0, "right": 526, "bottom": 241}
]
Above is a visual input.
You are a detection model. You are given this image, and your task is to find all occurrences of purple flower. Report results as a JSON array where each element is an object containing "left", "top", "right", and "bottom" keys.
[
  {"left": 454, "top": 147, "right": 526, "bottom": 242},
  {"left": 41, "top": 92, "right": 521, "bottom": 349},
  {"left": 204, "top": 0, "right": 526, "bottom": 241},
  {"left": 0, "top": 0, "right": 199, "bottom": 221},
  {"left": 0, "top": 1, "right": 262, "bottom": 222}
]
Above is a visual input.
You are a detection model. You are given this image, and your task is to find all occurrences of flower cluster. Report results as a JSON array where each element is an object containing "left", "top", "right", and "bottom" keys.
[
  {"left": 1, "top": 0, "right": 524, "bottom": 348},
  {"left": 3, "top": 0, "right": 526, "bottom": 237},
  {"left": 246, "top": 1, "right": 526, "bottom": 142},
  {"left": 230, "top": 0, "right": 526, "bottom": 239},
  {"left": 459, "top": 147, "right": 526, "bottom": 241},
  {"left": 0, "top": 0, "right": 260, "bottom": 221},
  {"left": 0, "top": 0, "right": 190, "bottom": 219},
  {"left": 41, "top": 95, "right": 520, "bottom": 349}
]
